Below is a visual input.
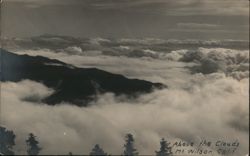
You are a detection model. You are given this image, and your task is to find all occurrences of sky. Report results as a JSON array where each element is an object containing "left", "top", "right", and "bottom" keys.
[{"left": 1, "top": 0, "right": 249, "bottom": 40}]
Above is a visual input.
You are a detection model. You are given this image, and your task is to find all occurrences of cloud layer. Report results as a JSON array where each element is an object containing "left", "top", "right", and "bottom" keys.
[
  {"left": 1, "top": 73, "right": 248, "bottom": 155},
  {"left": 1, "top": 43, "right": 249, "bottom": 155}
]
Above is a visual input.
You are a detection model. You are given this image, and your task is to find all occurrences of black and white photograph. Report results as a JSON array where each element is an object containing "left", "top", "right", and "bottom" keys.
[{"left": 0, "top": 0, "right": 249, "bottom": 155}]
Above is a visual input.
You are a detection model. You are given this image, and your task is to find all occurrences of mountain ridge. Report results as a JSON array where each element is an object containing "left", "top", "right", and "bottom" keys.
[{"left": 1, "top": 49, "right": 166, "bottom": 106}]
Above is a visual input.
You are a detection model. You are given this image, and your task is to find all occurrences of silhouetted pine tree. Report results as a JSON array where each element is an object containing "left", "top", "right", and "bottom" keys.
[
  {"left": 123, "top": 134, "right": 138, "bottom": 156},
  {"left": 0, "top": 126, "right": 16, "bottom": 155},
  {"left": 89, "top": 144, "right": 107, "bottom": 156},
  {"left": 26, "top": 133, "right": 42, "bottom": 156},
  {"left": 155, "top": 138, "right": 172, "bottom": 156}
]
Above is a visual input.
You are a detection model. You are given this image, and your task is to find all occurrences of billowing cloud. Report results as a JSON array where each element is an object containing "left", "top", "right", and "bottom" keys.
[
  {"left": 1, "top": 73, "right": 249, "bottom": 155},
  {"left": 181, "top": 48, "right": 249, "bottom": 79},
  {"left": 10, "top": 45, "right": 249, "bottom": 80}
]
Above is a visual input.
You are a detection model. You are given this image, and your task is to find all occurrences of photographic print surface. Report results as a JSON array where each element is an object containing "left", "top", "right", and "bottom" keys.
[{"left": 0, "top": 0, "right": 249, "bottom": 155}]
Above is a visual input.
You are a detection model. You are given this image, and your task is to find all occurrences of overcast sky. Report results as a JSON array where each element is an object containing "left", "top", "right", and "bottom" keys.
[{"left": 1, "top": 0, "right": 249, "bottom": 40}]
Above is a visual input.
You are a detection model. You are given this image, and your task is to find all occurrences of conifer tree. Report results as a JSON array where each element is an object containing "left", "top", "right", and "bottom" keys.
[
  {"left": 26, "top": 133, "right": 42, "bottom": 156},
  {"left": 0, "top": 126, "right": 16, "bottom": 155},
  {"left": 89, "top": 144, "right": 107, "bottom": 156},
  {"left": 155, "top": 138, "right": 172, "bottom": 156},
  {"left": 123, "top": 133, "right": 138, "bottom": 156}
]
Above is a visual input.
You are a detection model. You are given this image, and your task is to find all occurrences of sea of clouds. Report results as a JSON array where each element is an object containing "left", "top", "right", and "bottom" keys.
[{"left": 1, "top": 38, "right": 249, "bottom": 155}]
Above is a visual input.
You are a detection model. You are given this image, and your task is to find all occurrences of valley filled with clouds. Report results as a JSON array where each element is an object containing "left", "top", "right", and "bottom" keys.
[
  {"left": 1, "top": 36, "right": 249, "bottom": 155},
  {"left": 1, "top": 0, "right": 249, "bottom": 155}
]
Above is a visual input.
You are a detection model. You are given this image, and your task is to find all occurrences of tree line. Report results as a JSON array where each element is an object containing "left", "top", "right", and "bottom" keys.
[{"left": 0, "top": 126, "right": 172, "bottom": 156}]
